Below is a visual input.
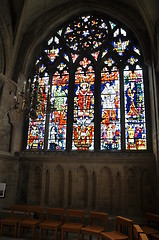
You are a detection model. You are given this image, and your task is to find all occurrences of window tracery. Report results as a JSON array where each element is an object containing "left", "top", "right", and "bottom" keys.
[{"left": 26, "top": 13, "right": 147, "bottom": 151}]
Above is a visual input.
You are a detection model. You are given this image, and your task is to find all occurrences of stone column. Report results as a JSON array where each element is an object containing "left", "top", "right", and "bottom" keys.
[{"left": 0, "top": 74, "right": 16, "bottom": 153}]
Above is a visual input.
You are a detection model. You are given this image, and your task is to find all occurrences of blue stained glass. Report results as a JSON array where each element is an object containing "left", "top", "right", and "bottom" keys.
[
  {"left": 124, "top": 67, "right": 147, "bottom": 150},
  {"left": 101, "top": 67, "right": 121, "bottom": 150}
]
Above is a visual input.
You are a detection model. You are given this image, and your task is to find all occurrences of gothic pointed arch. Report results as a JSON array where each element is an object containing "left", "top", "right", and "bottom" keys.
[{"left": 24, "top": 12, "right": 149, "bottom": 152}]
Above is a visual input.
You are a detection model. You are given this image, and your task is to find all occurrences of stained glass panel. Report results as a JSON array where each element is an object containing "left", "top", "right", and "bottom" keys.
[
  {"left": 112, "top": 38, "right": 130, "bottom": 56},
  {"left": 27, "top": 74, "right": 49, "bottom": 149},
  {"left": 64, "top": 15, "right": 108, "bottom": 51},
  {"left": 72, "top": 58, "right": 95, "bottom": 150},
  {"left": 101, "top": 66, "right": 121, "bottom": 150},
  {"left": 124, "top": 66, "right": 147, "bottom": 150},
  {"left": 48, "top": 68, "right": 69, "bottom": 150},
  {"left": 45, "top": 35, "right": 62, "bottom": 63}
]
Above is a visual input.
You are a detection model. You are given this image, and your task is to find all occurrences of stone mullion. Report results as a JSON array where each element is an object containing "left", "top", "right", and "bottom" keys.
[
  {"left": 44, "top": 74, "right": 52, "bottom": 150},
  {"left": 120, "top": 69, "right": 125, "bottom": 150},
  {"left": 66, "top": 64, "right": 74, "bottom": 150}
]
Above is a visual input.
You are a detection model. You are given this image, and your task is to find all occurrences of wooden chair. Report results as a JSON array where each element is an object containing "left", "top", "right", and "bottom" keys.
[
  {"left": 140, "top": 212, "right": 159, "bottom": 237},
  {"left": 81, "top": 211, "right": 108, "bottom": 240},
  {"left": 39, "top": 207, "right": 64, "bottom": 240},
  {"left": 18, "top": 205, "right": 44, "bottom": 240},
  {"left": 101, "top": 216, "right": 133, "bottom": 240},
  {"left": 133, "top": 224, "right": 144, "bottom": 240},
  {"left": 0, "top": 204, "right": 27, "bottom": 237},
  {"left": 61, "top": 209, "right": 84, "bottom": 240}
]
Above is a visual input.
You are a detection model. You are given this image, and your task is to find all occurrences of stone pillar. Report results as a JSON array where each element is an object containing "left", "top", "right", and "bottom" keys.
[
  {"left": 10, "top": 73, "right": 27, "bottom": 153},
  {"left": 0, "top": 74, "right": 16, "bottom": 153}
]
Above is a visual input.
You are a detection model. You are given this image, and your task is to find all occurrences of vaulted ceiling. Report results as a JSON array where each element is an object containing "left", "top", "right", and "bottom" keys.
[
  {"left": 0, "top": 0, "right": 159, "bottom": 80},
  {"left": 7, "top": 0, "right": 159, "bottom": 36}
]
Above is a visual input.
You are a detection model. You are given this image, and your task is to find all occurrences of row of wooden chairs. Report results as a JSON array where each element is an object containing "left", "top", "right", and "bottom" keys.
[
  {"left": 3, "top": 205, "right": 158, "bottom": 240},
  {"left": 0, "top": 205, "right": 134, "bottom": 240}
]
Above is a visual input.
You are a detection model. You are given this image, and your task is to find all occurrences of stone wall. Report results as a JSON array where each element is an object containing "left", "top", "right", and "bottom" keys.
[
  {"left": 17, "top": 151, "right": 157, "bottom": 218},
  {"left": 0, "top": 153, "right": 19, "bottom": 209}
]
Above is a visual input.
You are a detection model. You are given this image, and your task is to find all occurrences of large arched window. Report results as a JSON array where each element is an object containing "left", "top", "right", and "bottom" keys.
[{"left": 26, "top": 13, "right": 147, "bottom": 151}]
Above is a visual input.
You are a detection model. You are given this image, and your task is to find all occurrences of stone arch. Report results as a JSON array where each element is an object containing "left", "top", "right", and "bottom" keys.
[
  {"left": 140, "top": 168, "right": 154, "bottom": 212},
  {"left": 52, "top": 165, "right": 64, "bottom": 207},
  {"left": 99, "top": 167, "right": 112, "bottom": 211},
  {"left": 75, "top": 166, "right": 88, "bottom": 208},
  {"left": 0, "top": 13, "right": 12, "bottom": 77},
  {"left": 125, "top": 168, "right": 138, "bottom": 215},
  {"left": 45, "top": 169, "right": 50, "bottom": 205},
  {"left": 17, "top": 163, "right": 30, "bottom": 204},
  {"left": 68, "top": 170, "right": 72, "bottom": 208},
  {"left": 91, "top": 171, "right": 97, "bottom": 210},
  {"left": 31, "top": 165, "right": 42, "bottom": 204},
  {"left": 115, "top": 171, "right": 122, "bottom": 213},
  {"left": 20, "top": 1, "right": 151, "bottom": 81}
]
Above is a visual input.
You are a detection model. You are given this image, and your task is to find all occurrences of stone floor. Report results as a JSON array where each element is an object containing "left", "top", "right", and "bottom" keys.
[{"left": 0, "top": 231, "right": 91, "bottom": 240}]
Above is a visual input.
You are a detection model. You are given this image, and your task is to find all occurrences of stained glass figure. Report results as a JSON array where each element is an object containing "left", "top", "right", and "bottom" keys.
[
  {"left": 48, "top": 68, "right": 69, "bottom": 150},
  {"left": 101, "top": 66, "right": 120, "bottom": 150},
  {"left": 124, "top": 66, "right": 147, "bottom": 150},
  {"left": 72, "top": 58, "right": 94, "bottom": 150}
]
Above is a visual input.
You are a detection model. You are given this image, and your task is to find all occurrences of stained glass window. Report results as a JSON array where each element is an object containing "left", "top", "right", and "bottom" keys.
[
  {"left": 72, "top": 58, "right": 95, "bottom": 150},
  {"left": 26, "top": 13, "right": 148, "bottom": 151}
]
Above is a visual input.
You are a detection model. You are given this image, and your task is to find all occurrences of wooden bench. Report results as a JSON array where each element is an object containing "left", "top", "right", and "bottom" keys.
[
  {"left": 61, "top": 209, "right": 84, "bottom": 240},
  {"left": 101, "top": 216, "right": 133, "bottom": 240}
]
